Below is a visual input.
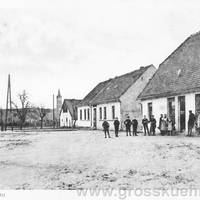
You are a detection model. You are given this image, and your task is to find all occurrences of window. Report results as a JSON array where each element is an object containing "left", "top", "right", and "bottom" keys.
[
  {"left": 112, "top": 106, "right": 115, "bottom": 119},
  {"left": 84, "top": 109, "right": 87, "bottom": 120},
  {"left": 80, "top": 110, "right": 82, "bottom": 120},
  {"left": 99, "top": 107, "right": 102, "bottom": 120},
  {"left": 87, "top": 108, "right": 90, "bottom": 120},
  {"left": 104, "top": 107, "right": 107, "bottom": 119}
]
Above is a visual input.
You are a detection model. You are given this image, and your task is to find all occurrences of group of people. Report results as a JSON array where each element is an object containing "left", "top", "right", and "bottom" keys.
[
  {"left": 102, "top": 110, "right": 198, "bottom": 138},
  {"left": 158, "top": 114, "right": 174, "bottom": 136},
  {"left": 102, "top": 116, "right": 138, "bottom": 138}
]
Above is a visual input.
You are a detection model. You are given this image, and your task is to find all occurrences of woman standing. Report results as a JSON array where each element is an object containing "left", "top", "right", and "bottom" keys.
[{"left": 160, "top": 114, "right": 168, "bottom": 135}]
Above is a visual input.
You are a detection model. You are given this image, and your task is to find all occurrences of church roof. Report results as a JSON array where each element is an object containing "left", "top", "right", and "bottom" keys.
[{"left": 138, "top": 32, "right": 200, "bottom": 100}]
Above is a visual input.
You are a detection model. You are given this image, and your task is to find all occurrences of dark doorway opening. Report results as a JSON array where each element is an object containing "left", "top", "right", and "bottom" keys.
[
  {"left": 178, "top": 96, "right": 185, "bottom": 132},
  {"left": 167, "top": 97, "right": 175, "bottom": 124},
  {"left": 148, "top": 102, "right": 152, "bottom": 120},
  {"left": 93, "top": 107, "right": 97, "bottom": 129},
  {"left": 195, "top": 94, "right": 200, "bottom": 115}
]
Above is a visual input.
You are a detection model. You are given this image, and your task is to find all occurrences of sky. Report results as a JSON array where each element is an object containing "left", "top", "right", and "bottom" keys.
[{"left": 0, "top": 0, "right": 200, "bottom": 108}]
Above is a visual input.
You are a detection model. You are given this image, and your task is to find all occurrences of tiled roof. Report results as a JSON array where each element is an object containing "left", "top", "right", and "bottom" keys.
[
  {"left": 90, "top": 65, "right": 153, "bottom": 105},
  {"left": 79, "top": 65, "right": 153, "bottom": 106},
  {"left": 78, "top": 79, "right": 112, "bottom": 107},
  {"left": 138, "top": 32, "right": 200, "bottom": 100},
  {"left": 62, "top": 99, "right": 81, "bottom": 120}
]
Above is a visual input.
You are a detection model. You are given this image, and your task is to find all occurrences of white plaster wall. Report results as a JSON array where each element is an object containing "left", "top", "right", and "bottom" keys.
[
  {"left": 96, "top": 102, "right": 121, "bottom": 130},
  {"left": 77, "top": 106, "right": 92, "bottom": 127},
  {"left": 141, "top": 97, "right": 167, "bottom": 133},
  {"left": 120, "top": 66, "right": 156, "bottom": 130},
  {"left": 60, "top": 110, "right": 73, "bottom": 127},
  {"left": 141, "top": 93, "right": 197, "bottom": 133}
]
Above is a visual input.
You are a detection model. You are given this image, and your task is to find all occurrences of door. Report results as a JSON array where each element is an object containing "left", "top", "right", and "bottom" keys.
[
  {"left": 168, "top": 97, "right": 175, "bottom": 124},
  {"left": 93, "top": 107, "right": 97, "bottom": 129},
  {"left": 148, "top": 102, "right": 152, "bottom": 120},
  {"left": 195, "top": 94, "right": 200, "bottom": 114},
  {"left": 178, "top": 96, "right": 185, "bottom": 132}
]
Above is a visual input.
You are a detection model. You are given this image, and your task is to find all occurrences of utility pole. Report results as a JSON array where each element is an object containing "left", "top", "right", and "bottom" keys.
[
  {"left": 0, "top": 108, "right": 3, "bottom": 131},
  {"left": 53, "top": 94, "right": 55, "bottom": 128},
  {"left": 5, "top": 74, "right": 13, "bottom": 131}
]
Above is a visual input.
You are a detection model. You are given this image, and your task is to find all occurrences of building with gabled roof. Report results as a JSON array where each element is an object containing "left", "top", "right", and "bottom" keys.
[
  {"left": 77, "top": 65, "right": 156, "bottom": 130},
  {"left": 138, "top": 32, "right": 200, "bottom": 133},
  {"left": 60, "top": 99, "right": 81, "bottom": 127}
]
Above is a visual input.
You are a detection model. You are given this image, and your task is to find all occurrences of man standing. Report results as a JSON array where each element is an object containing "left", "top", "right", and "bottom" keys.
[
  {"left": 124, "top": 116, "right": 132, "bottom": 136},
  {"left": 102, "top": 120, "right": 111, "bottom": 138},
  {"left": 142, "top": 115, "right": 150, "bottom": 136},
  {"left": 132, "top": 118, "right": 138, "bottom": 136},
  {"left": 114, "top": 117, "right": 120, "bottom": 137},
  {"left": 187, "top": 110, "right": 195, "bottom": 137},
  {"left": 158, "top": 114, "right": 163, "bottom": 130},
  {"left": 150, "top": 115, "right": 156, "bottom": 136}
]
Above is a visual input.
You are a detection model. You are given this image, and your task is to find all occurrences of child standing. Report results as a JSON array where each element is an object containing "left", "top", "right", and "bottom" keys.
[{"left": 168, "top": 118, "right": 173, "bottom": 136}]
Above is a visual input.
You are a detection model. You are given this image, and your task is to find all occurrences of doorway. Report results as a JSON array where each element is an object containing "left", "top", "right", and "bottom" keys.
[
  {"left": 148, "top": 102, "right": 152, "bottom": 120},
  {"left": 178, "top": 96, "right": 185, "bottom": 132},
  {"left": 167, "top": 97, "right": 175, "bottom": 124},
  {"left": 93, "top": 107, "right": 97, "bottom": 129},
  {"left": 195, "top": 94, "right": 200, "bottom": 114}
]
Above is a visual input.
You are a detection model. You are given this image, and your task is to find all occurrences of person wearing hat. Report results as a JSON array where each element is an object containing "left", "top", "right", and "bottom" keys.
[
  {"left": 124, "top": 116, "right": 132, "bottom": 136},
  {"left": 150, "top": 115, "right": 156, "bottom": 136},
  {"left": 142, "top": 115, "right": 150, "bottom": 136},
  {"left": 114, "top": 117, "right": 120, "bottom": 137},
  {"left": 132, "top": 118, "right": 138, "bottom": 136},
  {"left": 102, "top": 120, "right": 111, "bottom": 138}
]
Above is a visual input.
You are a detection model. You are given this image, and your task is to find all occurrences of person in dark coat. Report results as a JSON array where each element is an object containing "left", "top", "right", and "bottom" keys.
[
  {"left": 102, "top": 120, "right": 111, "bottom": 138},
  {"left": 150, "top": 115, "right": 156, "bottom": 136},
  {"left": 158, "top": 114, "right": 163, "bottom": 131},
  {"left": 132, "top": 118, "right": 138, "bottom": 136},
  {"left": 124, "top": 116, "right": 132, "bottom": 136},
  {"left": 187, "top": 110, "right": 196, "bottom": 137},
  {"left": 114, "top": 117, "right": 120, "bottom": 137},
  {"left": 142, "top": 115, "right": 150, "bottom": 136}
]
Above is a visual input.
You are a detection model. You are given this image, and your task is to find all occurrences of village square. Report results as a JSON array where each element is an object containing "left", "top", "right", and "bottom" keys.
[
  {"left": 1, "top": 30, "right": 200, "bottom": 190},
  {"left": 1, "top": 1, "right": 200, "bottom": 198}
]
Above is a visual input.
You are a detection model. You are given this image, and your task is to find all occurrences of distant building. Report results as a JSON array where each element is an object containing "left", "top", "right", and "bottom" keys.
[
  {"left": 77, "top": 65, "right": 156, "bottom": 130},
  {"left": 138, "top": 32, "right": 200, "bottom": 133},
  {"left": 60, "top": 99, "right": 81, "bottom": 127}
]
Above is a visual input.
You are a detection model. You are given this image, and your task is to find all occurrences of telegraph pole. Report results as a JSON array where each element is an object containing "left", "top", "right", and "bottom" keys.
[
  {"left": 0, "top": 108, "right": 3, "bottom": 131},
  {"left": 53, "top": 94, "right": 55, "bottom": 128},
  {"left": 5, "top": 74, "right": 13, "bottom": 131}
]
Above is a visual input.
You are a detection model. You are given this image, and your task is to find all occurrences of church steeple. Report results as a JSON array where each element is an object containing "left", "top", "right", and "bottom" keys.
[
  {"left": 56, "top": 89, "right": 62, "bottom": 127},
  {"left": 57, "top": 89, "right": 61, "bottom": 98}
]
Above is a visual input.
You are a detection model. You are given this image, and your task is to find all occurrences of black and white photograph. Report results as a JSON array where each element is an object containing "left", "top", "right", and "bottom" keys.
[{"left": 1, "top": 0, "right": 200, "bottom": 199}]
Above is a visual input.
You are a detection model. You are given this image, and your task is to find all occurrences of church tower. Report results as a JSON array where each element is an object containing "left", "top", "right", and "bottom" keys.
[{"left": 56, "top": 89, "right": 62, "bottom": 126}]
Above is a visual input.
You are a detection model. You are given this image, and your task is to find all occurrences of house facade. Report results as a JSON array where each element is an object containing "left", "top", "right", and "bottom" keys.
[
  {"left": 60, "top": 99, "right": 81, "bottom": 127},
  {"left": 138, "top": 32, "right": 200, "bottom": 133},
  {"left": 77, "top": 65, "right": 156, "bottom": 130}
]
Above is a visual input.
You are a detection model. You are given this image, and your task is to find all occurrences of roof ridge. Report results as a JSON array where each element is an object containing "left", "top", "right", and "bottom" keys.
[{"left": 112, "top": 64, "right": 153, "bottom": 79}]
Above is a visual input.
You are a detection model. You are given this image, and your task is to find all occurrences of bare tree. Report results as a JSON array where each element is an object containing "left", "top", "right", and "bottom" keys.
[
  {"left": 12, "top": 90, "right": 30, "bottom": 130},
  {"left": 37, "top": 106, "right": 48, "bottom": 129}
]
